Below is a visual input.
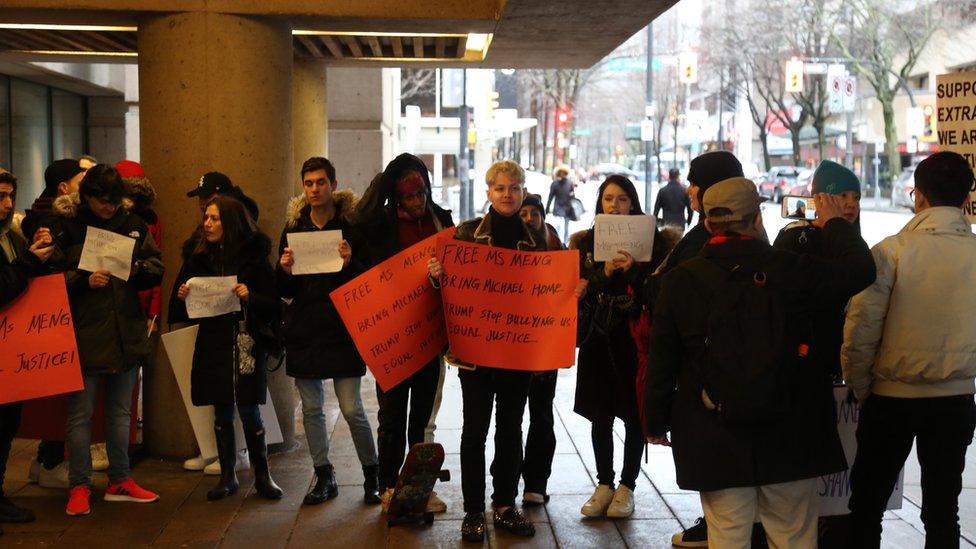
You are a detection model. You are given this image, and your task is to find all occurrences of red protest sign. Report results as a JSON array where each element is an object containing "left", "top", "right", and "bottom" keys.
[
  {"left": 330, "top": 228, "right": 455, "bottom": 392},
  {"left": 0, "top": 274, "right": 83, "bottom": 405},
  {"left": 436, "top": 236, "right": 579, "bottom": 371}
]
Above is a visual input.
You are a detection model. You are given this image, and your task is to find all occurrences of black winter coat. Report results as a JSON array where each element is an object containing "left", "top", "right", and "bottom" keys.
[
  {"left": 653, "top": 179, "right": 693, "bottom": 228},
  {"left": 169, "top": 232, "right": 279, "bottom": 406},
  {"left": 277, "top": 191, "right": 372, "bottom": 380},
  {"left": 645, "top": 219, "right": 876, "bottom": 492},
  {"left": 48, "top": 194, "right": 164, "bottom": 375},
  {"left": 573, "top": 229, "right": 654, "bottom": 422},
  {"left": 773, "top": 221, "right": 855, "bottom": 379}
]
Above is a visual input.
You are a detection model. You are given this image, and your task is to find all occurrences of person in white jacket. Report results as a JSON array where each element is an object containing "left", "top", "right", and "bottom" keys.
[{"left": 841, "top": 151, "right": 976, "bottom": 549}]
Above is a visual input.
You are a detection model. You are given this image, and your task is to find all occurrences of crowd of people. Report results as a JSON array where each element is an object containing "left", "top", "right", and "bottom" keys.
[{"left": 0, "top": 147, "right": 974, "bottom": 548}]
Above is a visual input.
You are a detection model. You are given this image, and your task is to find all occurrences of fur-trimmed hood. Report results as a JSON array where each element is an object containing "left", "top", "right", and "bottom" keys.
[
  {"left": 123, "top": 176, "right": 156, "bottom": 210},
  {"left": 285, "top": 189, "right": 358, "bottom": 229},
  {"left": 52, "top": 192, "right": 132, "bottom": 219}
]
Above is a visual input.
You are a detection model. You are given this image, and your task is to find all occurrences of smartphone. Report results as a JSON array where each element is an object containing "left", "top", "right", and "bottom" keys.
[{"left": 781, "top": 195, "right": 816, "bottom": 220}]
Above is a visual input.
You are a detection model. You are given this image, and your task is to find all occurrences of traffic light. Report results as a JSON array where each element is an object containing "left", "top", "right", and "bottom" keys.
[
  {"left": 923, "top": 104, "right": 935, "bottom": 139},
  {"left": 679, "top": 51, "right": 698, "bottom": 84},
  {"left": 486, "top": 91, "right": 499, "bottom": 118},
  {"left": 555, "top": 106, "right": 572, "bottom": 131},
  {"left": 785, "top": 59, "right": 804, "bottom": 93}
]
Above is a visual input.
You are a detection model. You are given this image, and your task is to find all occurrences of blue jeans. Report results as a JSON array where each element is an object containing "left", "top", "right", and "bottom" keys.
[
  {"left": 213, "top": 403, "right": 262, "bottom": 431},
  {"left": 295, "top": 377, "right": 377, "bottom": 468},
  {"left": 66, "top": 369, "right": 138, "bottom": 487}
]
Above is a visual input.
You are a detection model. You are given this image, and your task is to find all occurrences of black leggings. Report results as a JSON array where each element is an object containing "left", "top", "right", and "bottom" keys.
[
  {"left": 591, "top": 414, "right": 643, "bottom": 490},
  {"left": 0, "top": 403, "right": 23, "bottom": 494}
]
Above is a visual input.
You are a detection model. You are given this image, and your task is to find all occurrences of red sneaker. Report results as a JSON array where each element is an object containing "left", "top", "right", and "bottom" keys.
[
  {"left": 66, "top": 485, "right": 91, "bottom": 516},
  {"left": 104, "top": 478, "right": 160, "bottom": 503}
]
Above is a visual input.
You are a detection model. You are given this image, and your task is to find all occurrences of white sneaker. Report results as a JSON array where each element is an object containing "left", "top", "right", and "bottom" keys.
[
  {"left": 204, "top": 449, "right": 249, "bottom": 476},
  {"left": 426, "top": 491, "right": 447, "bottom": 513},
  {"left": 580, "top": 484, "right": 615, "bottom": 517},
  {"left": 91, "top": 443, "right": 109, "bottom": 472},
  {"left": 182, "top": 454, "right": 217, "bottom": 471},
  {"left": 28, "top": 460, "right": 40, "bottom": 483},
  {"left": 38, "top": 461, "right": 70, "bottom": 489},
  {"left": 605, "top": 484, "right": 635, "bottom": 518}
]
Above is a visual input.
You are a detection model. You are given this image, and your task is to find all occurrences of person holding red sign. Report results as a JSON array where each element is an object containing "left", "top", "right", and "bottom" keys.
[
  {"left": 0, "top": 169, "right": 54, "bottom": 533},
  {"left": 354, "top": 153, "right": 454, "bottom": 513},
  {"left": 277, "top": 157, "right": 380, "bottom": 506},
  {"left": 572, "top": 175, "right": 670, "bottom": 519},
  {"left": 427, "top": 160, "right": 550, "bottom": 542},
  {"left": 46, "top": 165, "right": 164, "bottom": 516},
  {"left": 171, "top": 194, "right": 284, "bottom": 503}
]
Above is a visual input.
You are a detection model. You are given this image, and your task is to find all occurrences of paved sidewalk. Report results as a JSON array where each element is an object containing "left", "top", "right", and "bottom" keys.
[{"left": 2, "top": 367, "right": 973, "bottom": 547}]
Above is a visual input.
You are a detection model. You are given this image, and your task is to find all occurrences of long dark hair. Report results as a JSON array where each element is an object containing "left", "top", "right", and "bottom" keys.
[
  {"left": 594, "top": 174, "right": 644, "bottom": 215},
  {"left": 193, "top": 195, "right": 260, "bottom": 257}
]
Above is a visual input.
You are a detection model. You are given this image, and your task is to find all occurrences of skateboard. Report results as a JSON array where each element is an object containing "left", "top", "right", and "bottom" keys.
[{"left": 386, "top": 442, "right": 451, "bottom": 526}]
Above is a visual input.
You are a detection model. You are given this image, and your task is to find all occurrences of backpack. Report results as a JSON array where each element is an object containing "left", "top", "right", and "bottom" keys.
[{"left": 687, "top": 253, "right": 800, "bottom": 427}]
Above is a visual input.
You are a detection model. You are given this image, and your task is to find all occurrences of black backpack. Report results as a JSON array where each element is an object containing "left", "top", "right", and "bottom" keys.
[{"left": 687, "top": 253, "right": 800, "bottom": 427}]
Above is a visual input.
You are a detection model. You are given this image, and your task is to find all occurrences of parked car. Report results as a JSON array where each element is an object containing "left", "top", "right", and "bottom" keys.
[
  {"left": 758, "top": 166, "right": 802, "bottom": 203},
  {"left": 891, "top": 165, "right": 916, "bottom": 212},
  {"left": 589, "top": 162, "right": 639, "bottom": 182},
  {"left": 788, "top": 168, "right": 815, "bottom": 197}
]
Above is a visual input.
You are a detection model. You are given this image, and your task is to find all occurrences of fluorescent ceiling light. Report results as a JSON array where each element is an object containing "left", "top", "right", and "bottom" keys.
[
  {"left": 0, "top": 24, "right": 137, "bottom": 32},
  {"left": 465, "top": 33, "right": 489, "bottom": 52},
  {"left": 293, "top": 30, "right": 465, "bottom": 38},
  {"left": 4, "top": 49, "right": 137, "bottom": 57}
]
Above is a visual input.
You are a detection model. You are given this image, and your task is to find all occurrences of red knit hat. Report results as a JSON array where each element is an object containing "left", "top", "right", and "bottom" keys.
[{"left": 115, "top": 159, "right": 145, "bottom": 179}]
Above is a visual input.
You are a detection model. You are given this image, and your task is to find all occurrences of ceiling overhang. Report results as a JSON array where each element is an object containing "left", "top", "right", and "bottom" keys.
[{"left": 0, "top": 0, "right": 678, "bottom": 69}]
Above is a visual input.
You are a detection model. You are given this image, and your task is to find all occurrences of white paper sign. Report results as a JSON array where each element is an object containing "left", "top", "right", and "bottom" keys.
[
  {"left": 162, "top": 325, "right": 282, "bottom": 460},
  {"left": 185, "top": 276, "right": 240, "bottom": 319},
  {"left": 818, "top": 387, "right": 903, "bottom": 516},
  {"left": 288, "top": 230, "right": 343, "bottom": 275},
  {"left": 78, "top": 226, "right": 137, "bottom": 281},
  {"left": 593, "top": 214, "right": 655, "bottom": 262}
]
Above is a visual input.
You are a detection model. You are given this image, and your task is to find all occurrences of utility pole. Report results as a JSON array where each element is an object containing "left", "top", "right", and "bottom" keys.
[
  {"left": 459, "top": 69, "right": 470, "bottom": 220},
  {"left": 644, "top": 22, "right": 654, "bottom": 210}
]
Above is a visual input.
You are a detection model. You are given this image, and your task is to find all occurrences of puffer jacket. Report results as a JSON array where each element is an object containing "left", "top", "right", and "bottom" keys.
[
  {"left": 0, "top": 208, "right": 42, "bottom": 308},
  {"left": 47, "top": 193, "right": 164, "bottom": 375},
  {"left": 277, "top": 190, "right": 372, "bottom": 380},
  {"left": 842, "top": 206, "right": 976, "bottom": 400}
]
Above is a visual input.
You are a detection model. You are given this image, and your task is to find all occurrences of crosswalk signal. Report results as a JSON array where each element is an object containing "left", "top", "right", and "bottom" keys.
[
  {"left": 555, "top": 106, "right": 572, "bottom": 131},
  {"left": 785, "top": 59, "right": 804, "bottom": 93},
  {"left": 923, "top": 104, "right": 935, "bottom": 138},
  {"left": 679, "top": 52, "right": 698, "bottom": 84}
]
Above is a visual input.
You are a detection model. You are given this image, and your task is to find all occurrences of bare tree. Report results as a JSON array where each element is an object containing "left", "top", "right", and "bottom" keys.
[
  {"left": 401, "top": 68, "right": 436, "bottom": 103},
  {"left": 831, "top": 0, "right": 945, "bottom": 179}
]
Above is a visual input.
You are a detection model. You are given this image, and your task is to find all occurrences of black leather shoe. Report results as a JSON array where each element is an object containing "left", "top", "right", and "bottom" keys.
[
  {"left": 493, "top": 507, "right": 535, "bottom": 537},
  {"left": 0, "top": 496, "right": 35, "bottom": 523},
  {"left": 304, "top": 465, "right": 338, "bottom": 505},
  {"left": 461, "top": 512, "right": 486, "bottom": 542}
]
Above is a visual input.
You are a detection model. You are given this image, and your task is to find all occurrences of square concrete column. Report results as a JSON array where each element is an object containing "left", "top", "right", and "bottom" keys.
[
  {"left": 293, "top": 59, "right": 329, "bottom": 185},
  {"left": 137, "top": 12, "right": 295, "bottom": 458},
  {"left": 326, "top": 67, "right": 398, "bottom": 195}
]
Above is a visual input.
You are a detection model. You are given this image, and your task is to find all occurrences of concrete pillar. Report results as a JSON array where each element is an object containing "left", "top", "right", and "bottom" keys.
[
  {"left": 326, "top": 67, "right": 398, "bottom": 195},
  {"left": 292, "top": 59, "right": 328, "bottom": 185},
  {"left": 137, "top": 12, "right": 295, "bottom": 458}
]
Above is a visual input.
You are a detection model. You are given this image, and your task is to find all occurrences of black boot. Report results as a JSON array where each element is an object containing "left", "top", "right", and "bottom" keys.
[
  {"left": 362, "top": 464, "right": 380, "bottom": 504},
  {"left": 243, "top": 427, "right": 283, "bottom": 500},
  {"left": 206, "top": 422, "right": 239, "bottom": 501},
  {"left": 303, "top": 464, "right": 338, "bottom": 505}
]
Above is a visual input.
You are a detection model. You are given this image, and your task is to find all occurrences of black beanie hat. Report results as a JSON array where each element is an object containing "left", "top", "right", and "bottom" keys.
[
  {"left": 687, "top": 151, "right": 744, "bottom": 203},
  {"left": 521, "top": 193, "right": 545, "bottom": 219}
]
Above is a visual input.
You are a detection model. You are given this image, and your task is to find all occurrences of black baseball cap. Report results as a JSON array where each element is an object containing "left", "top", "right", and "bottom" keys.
[
  {"left": 187, "top": 171, "right": 234, "bottom": 198},
  {"left": 44, "top": 159, "right": 84, "bottom": 191}
]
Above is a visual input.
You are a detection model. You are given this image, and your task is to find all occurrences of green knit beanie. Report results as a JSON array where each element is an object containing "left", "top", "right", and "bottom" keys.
[{"left": 812, "top": 160, "right": 860, "bottom": 195}]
